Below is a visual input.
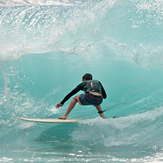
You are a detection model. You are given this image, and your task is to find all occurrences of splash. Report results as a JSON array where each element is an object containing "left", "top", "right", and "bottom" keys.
[
  {"left": 0, "top": 0, "right": 162, "bottom": 67},
  {"left": 0, "top": 0, "right": 82, "bottom": 7},
  {"left": 72, "top": 107, "right": 163, "bottom": 148},
  {"left": 0, "top": 0, "right": 163, "bottom": 162}
]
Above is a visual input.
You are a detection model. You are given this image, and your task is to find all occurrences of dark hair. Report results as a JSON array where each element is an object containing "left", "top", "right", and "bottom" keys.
[{"left": 82, "top": 73, "right": 93, "bottom": 80}]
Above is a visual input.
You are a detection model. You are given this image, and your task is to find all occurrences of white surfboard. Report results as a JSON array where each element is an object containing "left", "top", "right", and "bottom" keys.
[{"left": 12, "top": 114, "right": 86, "bottom": 123}]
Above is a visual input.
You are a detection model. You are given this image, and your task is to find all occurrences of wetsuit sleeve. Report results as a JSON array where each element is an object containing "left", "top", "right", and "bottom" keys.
[
  {"left": 100, "top": 82, "right": 107, "bottom": 99},
  {"left": 60, "top": 83, "right": 82, "bottom": 105}
]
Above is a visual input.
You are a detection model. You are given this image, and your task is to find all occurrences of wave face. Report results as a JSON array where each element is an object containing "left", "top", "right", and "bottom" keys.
[{"left": 0, "top": 0, "right": 163, "bottom": 162}]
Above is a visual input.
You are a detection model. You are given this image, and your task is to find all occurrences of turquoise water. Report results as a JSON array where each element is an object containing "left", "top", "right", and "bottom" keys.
[{"left": 0, "top": 0, "right": 163, "bottom": 162}]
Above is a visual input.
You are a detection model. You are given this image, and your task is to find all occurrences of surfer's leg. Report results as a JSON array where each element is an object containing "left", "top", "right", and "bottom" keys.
[
  {"left": 95, "top": 105, "right": 106, "bottom": 119},
  {"left": 58, "top": 95, "right": 79, "bottom": 119}
]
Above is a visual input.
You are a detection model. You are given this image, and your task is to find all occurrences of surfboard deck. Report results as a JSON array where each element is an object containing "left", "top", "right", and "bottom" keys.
[{"left": 12, "top": 114, "right": 86, "bottom": 123}]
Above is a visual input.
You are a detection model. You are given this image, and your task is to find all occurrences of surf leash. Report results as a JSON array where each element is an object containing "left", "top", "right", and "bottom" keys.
[{"left": 98, "top": 102, "right": 161, "bottom": 117}]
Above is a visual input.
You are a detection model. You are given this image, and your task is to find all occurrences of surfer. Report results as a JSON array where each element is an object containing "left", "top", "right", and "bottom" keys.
[{"left": 56, "top": 73, "right": 107, "bottom": 119}]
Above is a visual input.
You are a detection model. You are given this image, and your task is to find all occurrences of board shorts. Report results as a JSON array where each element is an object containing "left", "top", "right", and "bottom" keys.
[{"left": 78, "top": 93, "right": 103, "bottom": 106}]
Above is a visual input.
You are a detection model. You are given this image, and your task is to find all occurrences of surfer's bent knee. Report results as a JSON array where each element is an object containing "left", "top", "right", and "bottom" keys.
[
  {"left": 73, "top": 95, "right": 83, "bottom": 105},
  {"left": 73, "top": 96, "right": 79, "bottom": 102}
]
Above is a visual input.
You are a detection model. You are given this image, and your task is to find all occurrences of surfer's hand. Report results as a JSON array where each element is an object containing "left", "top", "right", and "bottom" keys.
[{"left": 56, "top": 103, "right": 63, "bottom": 109}]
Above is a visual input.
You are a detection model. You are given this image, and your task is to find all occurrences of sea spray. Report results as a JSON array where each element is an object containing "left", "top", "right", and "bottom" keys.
[{"left": 0, "top": 0, "right": 163, "bottom": 162}]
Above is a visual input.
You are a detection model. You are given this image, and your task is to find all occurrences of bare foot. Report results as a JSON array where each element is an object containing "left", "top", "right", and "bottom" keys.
[{"left": 58, "top": 115, "right": 67, "bottom": 120}]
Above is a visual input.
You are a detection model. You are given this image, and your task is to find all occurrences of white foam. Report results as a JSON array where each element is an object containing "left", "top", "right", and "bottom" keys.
[
  {"left": 0, "top": 0, "right": 81, "bottom": 7},
  {"left": 72, "top": 107, "right": 163, "bottom": 147},
  {"left": 18, "top": 122, "right": 35, "bottom": 129},
  {"left": 0, "top": 157, "right": 13, "bottom": 162}
]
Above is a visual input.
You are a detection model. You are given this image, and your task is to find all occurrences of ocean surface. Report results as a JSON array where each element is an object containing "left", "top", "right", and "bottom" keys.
[{"left": 0, "top": 0, "right": 163, "bottom": 162}]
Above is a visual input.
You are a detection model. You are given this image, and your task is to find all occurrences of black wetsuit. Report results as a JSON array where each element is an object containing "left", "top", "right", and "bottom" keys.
[{"left": 60, "top": 80, "right": 107, "bottom": 105}]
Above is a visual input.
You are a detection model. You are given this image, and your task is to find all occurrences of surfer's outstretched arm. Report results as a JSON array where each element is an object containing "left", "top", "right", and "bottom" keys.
[{"left": 57, "top": 95, "right": 80, "bottom": 119}]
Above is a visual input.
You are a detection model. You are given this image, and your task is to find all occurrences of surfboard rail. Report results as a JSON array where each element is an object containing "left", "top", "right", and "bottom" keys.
[{"left": 12, "top": 114, "right": 86, "bottom": 123}]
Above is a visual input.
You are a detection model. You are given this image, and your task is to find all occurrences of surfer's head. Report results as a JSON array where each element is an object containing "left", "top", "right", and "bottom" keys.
[{"left": 82, "top": 73, "right": 92, "bottom": 81}]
